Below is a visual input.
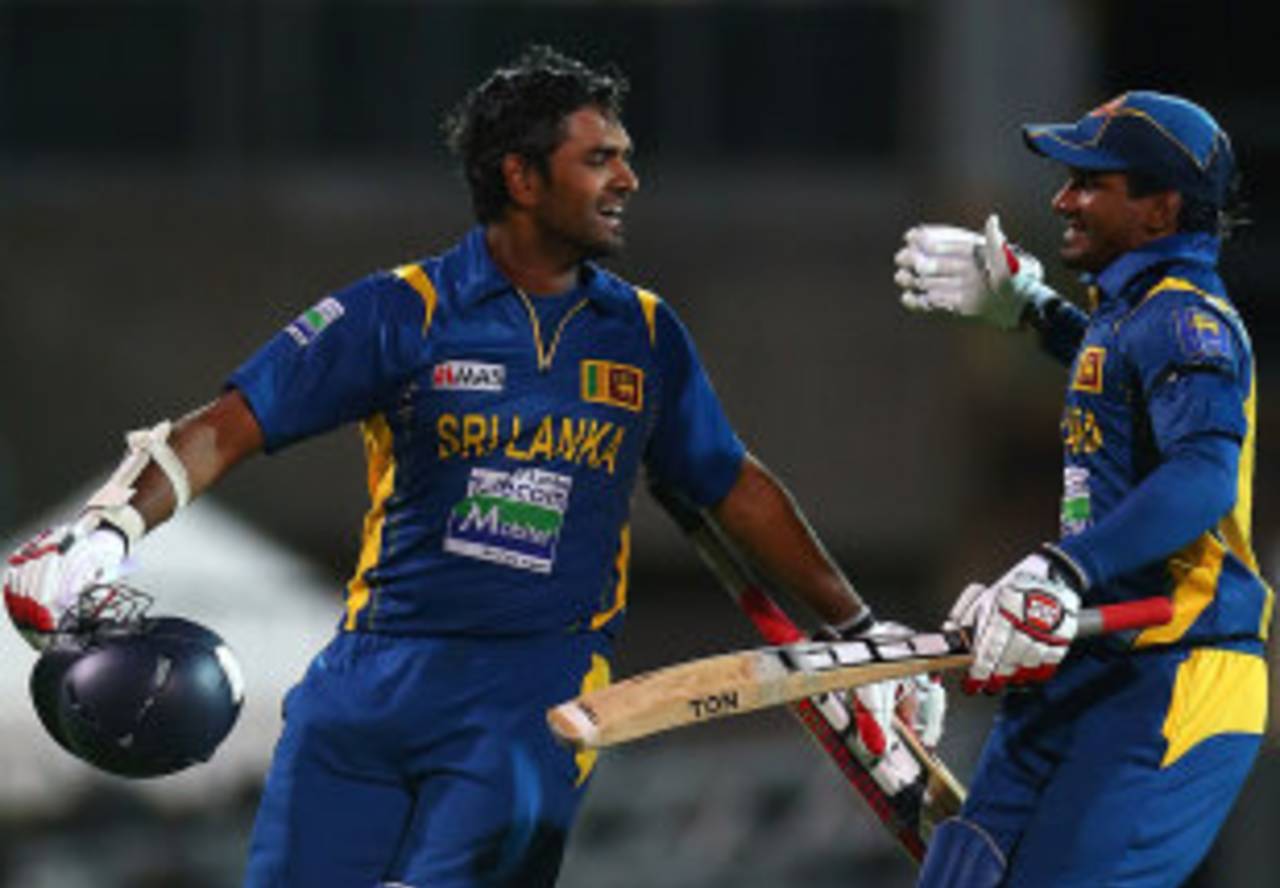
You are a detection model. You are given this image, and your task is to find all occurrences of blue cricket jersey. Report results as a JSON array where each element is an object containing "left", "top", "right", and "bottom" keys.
[
  {"left": 229, "top": 226, "right": 745, "bottom": 637},
  {"left": 1039, "top": 233, "right": 1272, "bottom": 648}
]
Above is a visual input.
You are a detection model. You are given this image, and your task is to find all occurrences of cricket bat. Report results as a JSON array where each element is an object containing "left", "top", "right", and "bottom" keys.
[{"left": 549, "top": 592, "right": 1172, "bottom": 750}]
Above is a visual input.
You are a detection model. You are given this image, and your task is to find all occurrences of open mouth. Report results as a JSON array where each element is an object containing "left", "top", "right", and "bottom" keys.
[{"left": 599, "top": 205, "right": 625, "bottom": 232}]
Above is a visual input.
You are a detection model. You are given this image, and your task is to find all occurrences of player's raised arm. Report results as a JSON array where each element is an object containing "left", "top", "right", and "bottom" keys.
[{"left": 3, "top": 389, "right": 263, "bottom": 649}]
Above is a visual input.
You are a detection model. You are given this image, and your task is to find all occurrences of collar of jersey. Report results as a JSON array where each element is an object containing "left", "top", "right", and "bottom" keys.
[
  {"left": 1085, "top": 231, "right": 1220, "bottom": 308},
  {"left": 450, "top": 225, "right": 633, "bottom": 314}
]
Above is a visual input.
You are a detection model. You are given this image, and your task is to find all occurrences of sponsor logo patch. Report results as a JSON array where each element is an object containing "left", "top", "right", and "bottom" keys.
[
  {"left": 581, "top": 360, "right": 643, "bottom": 412},
  {"left": 1061, "top": 466, "right": 1092, "bottom": 536},
  {"left": 1071, "top": 346, "right": 1105, "bottom": 393},
  {"left": 444, "top": 467, "right": 572, "bottom": 573},
  {"left": 433, "top": 360, "right": 506, "bottom": 392},
  {"left": 286, "top": 297, "right": 345, "bottom": 346}
]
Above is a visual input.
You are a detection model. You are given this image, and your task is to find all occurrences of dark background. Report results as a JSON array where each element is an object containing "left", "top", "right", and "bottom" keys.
[{"left": 1, "top": 1, "right": 1276, "bottom": 885}]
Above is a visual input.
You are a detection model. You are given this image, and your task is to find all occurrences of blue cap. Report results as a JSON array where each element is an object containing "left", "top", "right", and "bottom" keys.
[{"left": 1023, "top": 91, "right": 1235, "bottom": 207}]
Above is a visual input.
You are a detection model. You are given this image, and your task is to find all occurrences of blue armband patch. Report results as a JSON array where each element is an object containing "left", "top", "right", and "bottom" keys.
[{"left": 1174, "top": 307, "right": 1232, "bottom": 364}]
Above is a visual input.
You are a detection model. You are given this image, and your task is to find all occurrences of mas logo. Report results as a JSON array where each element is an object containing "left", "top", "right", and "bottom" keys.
[
  {"left": 1071, "top": 346, "right": 1105, "bottom": 394},
  {"left": 433, "top": 361, "right": 506, "bottom": 392},
  {"left": 286, "top": 297, "right": 345, "bottom": 347},
  {"left": 444, "top": 467, "right": 572, "bottom": 574},
  {"left": 581, "top": 360, "right": 643, "bottom": 412}
]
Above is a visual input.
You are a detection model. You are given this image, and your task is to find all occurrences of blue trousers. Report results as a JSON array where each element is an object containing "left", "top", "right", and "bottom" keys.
[
  {"left": 243, "top": 630, "right": 611, "bottom": 888},
  {"left": 921, "top": 643, "right": 1265, "bottom": 887}
]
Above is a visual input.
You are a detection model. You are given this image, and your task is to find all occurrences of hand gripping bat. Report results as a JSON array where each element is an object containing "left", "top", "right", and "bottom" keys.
[
  {"left": 645, "top": 484, "right": 961, "bottom": 861},
  {"left": 550, "top": 485, "right": 1174, "bottom": 861}
]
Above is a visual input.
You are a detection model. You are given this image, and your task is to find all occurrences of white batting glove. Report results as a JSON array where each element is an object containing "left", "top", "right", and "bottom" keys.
[
  {"left": 958, "top": 550, "right": 1085, "bottom": 695},
  {"left": 894, "top": 213, "right": 1052, "bottom": 330},
  {"left": 839, "top": 620, "right": 949, "bottom": 756},
  {"left": 809, "top": 618, "right": 950, "bottom": 798},
  {"left": 4, "top": 519, "right": 128, "bottom": 650}
]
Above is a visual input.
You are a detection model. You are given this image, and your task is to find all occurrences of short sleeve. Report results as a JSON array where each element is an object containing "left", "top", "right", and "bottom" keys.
[
  {"left": 643, "top": 300, "right": 745, "bottom": 506},
  {"left": 1126, "top": 295, "right": 1248, "bottom": 450},
  {"left": 227, "top": 271, "right": 428, "bottom": 452}
]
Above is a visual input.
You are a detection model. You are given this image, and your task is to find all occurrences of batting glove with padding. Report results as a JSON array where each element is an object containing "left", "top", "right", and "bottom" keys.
[
  {"left": 950, "top": 547, "right": 1086, "bottom": 695},
  {"left": 822, "top": 616, "right": 949, "bottom": 759},
  {"left": 4, "top": 519, "right": 128, "bottom": 650},
  {"left": 808, "top": 623, "right": 940, "bottom": 797}
]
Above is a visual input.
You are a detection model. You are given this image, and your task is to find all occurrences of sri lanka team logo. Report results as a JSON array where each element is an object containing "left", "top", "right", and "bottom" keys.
[
  {"left": 1071, "top": 346, "right": 1105, "bottom": 393},
  {"left": 581, "top": 360, "right": 643, "bottom": 412},
  {"left": 1175, "top": 308, "right": 1232, "bottom": 362},
  {"left": 444, "top": 467, "right": 572, "bottom": 573}
]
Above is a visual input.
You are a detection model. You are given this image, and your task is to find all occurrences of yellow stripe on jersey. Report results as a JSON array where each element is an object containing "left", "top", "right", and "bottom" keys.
[
  {"left": 1141, "top": 275, "right": 1215, "bottom": 304},
  {"left": 394, "top": 263, "right": 439, "bottom": 332},
  {"left": 1232, "top": 374, "right": 1275, "bottom": 638},
  {"left": 342, "top": 265, "right": 438, "bottom": 630},
  {"left": 635, "top": 288, "right": 660, "bottom": 347},
  {"left": 1160, "top": 648, "right": 1267, "bottom": 767},
  {"left": 1222, "top": 372, "right": 1260, "bottom": 564},
  {"left": 345, "top": 414, "right": 397, "bottom": 631},
  {"left": 1129, "top": 277, "right": 1272, "bottom": 643},
  {"left": 591, "top": 524, "right": 630, "bottom": 630},
  {"left": 574, "top": 653, "right": 612, "bottom": 785},
  {"left": 1192, "top": 292, "right": 1272, "bottom": 633},
  {"left": 1138, "top": 534, "right": 1223, "bottom": 647}
]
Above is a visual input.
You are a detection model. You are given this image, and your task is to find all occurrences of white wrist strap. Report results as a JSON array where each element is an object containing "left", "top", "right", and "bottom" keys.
[{"left": 83, "top": 420, "right": 191, "bottom": 550}]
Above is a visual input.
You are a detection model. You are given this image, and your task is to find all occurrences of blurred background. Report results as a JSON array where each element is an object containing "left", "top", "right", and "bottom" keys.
[{"left": 1, "top": 0, "right": 1276, "bottom": 885}]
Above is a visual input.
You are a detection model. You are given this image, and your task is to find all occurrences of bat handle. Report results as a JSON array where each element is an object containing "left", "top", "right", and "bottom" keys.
[{"left": 1078, "top": 596, "right": 1173, "bottom": 638}]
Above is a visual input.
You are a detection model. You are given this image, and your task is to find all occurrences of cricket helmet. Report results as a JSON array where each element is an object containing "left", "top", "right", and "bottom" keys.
[{"left": 31, "top": 600, "right": 245, "bottom": 779}]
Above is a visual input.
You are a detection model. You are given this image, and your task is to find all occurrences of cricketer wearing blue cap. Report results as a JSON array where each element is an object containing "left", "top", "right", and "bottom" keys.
[{"left": 894, "top": 90, "right": 1267, "bottom": 887}]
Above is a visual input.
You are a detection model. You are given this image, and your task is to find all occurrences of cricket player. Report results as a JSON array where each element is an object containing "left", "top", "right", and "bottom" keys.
[
  {"left": 4, "top": 46, "right": 940, "bottom": 887},
  {"left": 894, "top": 91, "right": 1269, "bottom": 886}
]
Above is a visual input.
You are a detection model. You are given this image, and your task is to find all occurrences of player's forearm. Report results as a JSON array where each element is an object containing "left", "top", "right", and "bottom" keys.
[
  {"left": 710, "top": 453, "right": 867, "bottom": 627},
  {"left": 128, "top": 389, "right": 264, "bottom": 531}
]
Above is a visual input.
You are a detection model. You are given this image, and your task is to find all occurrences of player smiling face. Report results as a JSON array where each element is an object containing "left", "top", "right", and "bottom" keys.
[
  {"left": 531, "top": 105, "right": 639, "bottom": 261},
  {"left": 1051, "top": 168, "right": 1179, "bottom": 274}
]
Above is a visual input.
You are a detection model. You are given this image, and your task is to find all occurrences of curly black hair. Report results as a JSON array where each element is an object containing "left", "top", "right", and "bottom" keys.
[{"left": 444, "top": 45, "right": 630, "bottom": 224}]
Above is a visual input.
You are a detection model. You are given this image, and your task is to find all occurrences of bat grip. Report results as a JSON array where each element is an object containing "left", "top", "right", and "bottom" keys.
[{"left": 1077, "top": 596, "right": 1173, "bottom": 637}]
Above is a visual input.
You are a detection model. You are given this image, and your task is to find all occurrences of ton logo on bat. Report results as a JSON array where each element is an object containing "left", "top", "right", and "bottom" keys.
[{"left": 688, "top": 690, "right": 740, "bottom": 719}]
